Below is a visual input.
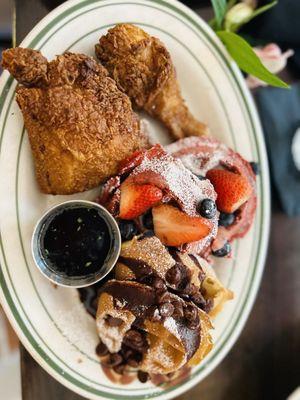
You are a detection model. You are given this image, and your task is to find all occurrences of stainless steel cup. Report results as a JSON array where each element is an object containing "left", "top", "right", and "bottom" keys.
[{"left": 31, "top": 200, "right": 121, "bottom": 288}]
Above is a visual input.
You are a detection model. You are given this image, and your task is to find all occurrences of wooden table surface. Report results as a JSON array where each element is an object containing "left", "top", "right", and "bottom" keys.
[{"left": 14, "top": 1, "right": 300, "bottom": 399}]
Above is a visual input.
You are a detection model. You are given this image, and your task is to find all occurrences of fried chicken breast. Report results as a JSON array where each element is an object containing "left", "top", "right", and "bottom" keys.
[
  {"left": 1, "top": 48, "right": 148, "bottom": 194},
  {"left": 95, "top": 24, "right": 209, "bottom": 140}
]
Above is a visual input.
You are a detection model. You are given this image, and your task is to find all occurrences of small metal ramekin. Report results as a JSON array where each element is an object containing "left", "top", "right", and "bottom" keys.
[{"left": 31, "top": 200, "right": 121, "bottom": 288}]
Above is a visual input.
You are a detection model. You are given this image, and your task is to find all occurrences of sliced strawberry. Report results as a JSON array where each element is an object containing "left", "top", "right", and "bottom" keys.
[
  {"left": 152, "top": 204, "right": 211, "bottom": 247},
  {"left": 119, "top": 181, "right": 163, "bottom": 220},
  {"left": 206, "top": 169, "right": 252, "bottom": 213},
  {"left": 118, "top": 144, "right": 166, "bottom": 175}
]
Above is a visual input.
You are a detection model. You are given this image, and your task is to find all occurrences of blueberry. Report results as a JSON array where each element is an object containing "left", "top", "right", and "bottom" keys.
[
  {"left": 118, "top": 220, "right": 138, "bottom": 241},
  {"left": 142, "top": 211, "right": 153, "bottom": 230},
  {"left": 219, "top": 212, "right": 235, "bottom": 227},
  {"left": 196, "top": 175, "right": 206, "bottom": 180},
  {"left": 250, "top": 162, "right": 260, "bottom": 175},
  {"left": 212, "top": 242, "right": 231, "bottom": 257},
  {"left": 198, "top": 199, "right": 217, "bottom": 219}
]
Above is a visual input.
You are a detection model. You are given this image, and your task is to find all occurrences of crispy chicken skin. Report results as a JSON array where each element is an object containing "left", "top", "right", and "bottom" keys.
[
  {"left": 1, "top": 48, "right": 148, "bottom": 194},
  {"left": 96, "top": 24, "right": 209, "bottom": 140}
]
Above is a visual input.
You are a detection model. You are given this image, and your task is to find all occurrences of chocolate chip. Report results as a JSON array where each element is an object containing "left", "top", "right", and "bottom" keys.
[
  {"left": 202, "top": 298, "right": 214, "bottom": 314},
  {"left": 123, "top": 348, "right": 133, "bottom": 358},
  {"left": 159, "top": 302, "right": 174, "bottom": 317},
  {"left": 124, "top": 349, "right": 143, "bottom": 367},
  {"left": 156, "top": 291, "right": 171, "bottom": 304},
  {"left": 137, "top": 370, "right": 149, "bottom": 383},
  {"left": 183, "top": 282, "right": 198, "bottom": 295},
  {"left": 190, "top": 291, "right": 206, "bottom": 308},
  {"left": 109, "top": 353, "right": 123, "bottom": 367},
  {"left": 171, "top": 301, "right": 184, "bottom": 318},
  {"left": 123, "top": 330, "right": 145, "bottom": 351},
  {"left": 152, "top": 277, "right": 167, "bottom": 293},
  {"left": 123, "top": 348, "right": 143, "bottom": 365},
  {"left": 184, "top": 304, "right": 200, "bottom": 330},
  {"left": 178, "top": 277, "right": 192, "bottom": 293},
  {"left": 165, "top": 264, "right": 182, "bottom": 285},
  {"left": 127, "top": 358, "right": 140, "bottom": 368},
  {"left": 95, "top": 342, "right": 108, "bottom": 357},
  {"left": 113, "top": 364, "right": 126, "bottom": 375},
  {"left": 139, "top": 275, "right": 153, "bottom": 285},
  {"left": 106, "top": 316, "right": 123, "bottom": 327}
]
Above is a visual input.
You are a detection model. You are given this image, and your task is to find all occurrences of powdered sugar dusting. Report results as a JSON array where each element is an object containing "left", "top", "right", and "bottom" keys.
[
  {"left": 55, "top": 302, "right": 98, "bottom": 349},
  {"left": 132, "top": 151, "right": 217, "bottom": 216},
  {"left": 163, "top": 316, "right": 180, "bottom": 339},
  {"left": 121, "top": 236, "right": 175, "bottom": 278},
  {"left": 129, "top": 148, "right": 218, "bottom": 254},
  {"left": 166, "top": 136, "right": 228, "bottom": 176}
]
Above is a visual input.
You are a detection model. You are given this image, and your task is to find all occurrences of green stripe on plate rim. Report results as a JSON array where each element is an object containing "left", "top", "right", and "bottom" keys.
[{"left": 0, "top": 0, "right": 268, "bottom": 398}]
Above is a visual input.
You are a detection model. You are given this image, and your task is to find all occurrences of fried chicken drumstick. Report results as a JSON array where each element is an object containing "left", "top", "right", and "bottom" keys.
[
  {"left": 95, "top": 24, "right": 209, "bottom": 140},
  {"left": 2, "top": 48, "right": 148, "bottom": 194}
]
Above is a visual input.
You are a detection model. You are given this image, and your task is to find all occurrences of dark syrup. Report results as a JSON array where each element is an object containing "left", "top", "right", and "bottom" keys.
[{"left": 40, "top": 206, "right": 112, "bottom": 277}]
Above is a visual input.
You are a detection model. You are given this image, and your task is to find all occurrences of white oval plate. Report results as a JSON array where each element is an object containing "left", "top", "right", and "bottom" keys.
[{"left": 0, "top": 0, "right": 270, "bottom": 399}]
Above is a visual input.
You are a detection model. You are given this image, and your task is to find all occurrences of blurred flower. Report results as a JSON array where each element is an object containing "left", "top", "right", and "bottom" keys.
[
  {"left": 224, "top": 3, "right": 254, "bottom": 31},
  {"left": 242, "top": 0, "right": 257, "bottom": 7},
  {"left": 246, "top": 44, "right": 294, "bottom": 88}
]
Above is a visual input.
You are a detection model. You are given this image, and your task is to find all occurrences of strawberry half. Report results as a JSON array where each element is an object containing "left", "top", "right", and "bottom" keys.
[
  {"left": 152, "top": 204, "right": 212, "bottom": 247},
  {"left": 119, "top": 180, "right": 163, "bottom": 220},
  {"left": 206, "top": 169, "right": 252, "bottom": 213}
]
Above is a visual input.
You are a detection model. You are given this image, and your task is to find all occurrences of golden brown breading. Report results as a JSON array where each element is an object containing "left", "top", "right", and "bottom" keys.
[
  {"left": 1, "top": 48, "right": 148, "bottom": 194},
  {"left": 96, "top": 24, "right": 209, "bottom": 140}
]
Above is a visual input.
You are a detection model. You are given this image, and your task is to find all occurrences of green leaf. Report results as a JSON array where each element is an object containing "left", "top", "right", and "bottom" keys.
[
  {"left": 211, "top": 0, "right": 227, "bottom": 29},
  {"left": 249, "top": 1, "right": 277, "bottom": 21},
  {"left": 209, "top": 17, "right": 218, "bottom": 31},
  {"left": 217, "top": 31, "right": 289, "bottom": 88}
]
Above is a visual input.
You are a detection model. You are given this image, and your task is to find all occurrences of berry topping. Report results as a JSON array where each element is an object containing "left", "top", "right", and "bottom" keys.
[
  {"left": 152, "top": 204, "right": 212, "bottom": 247},
  {"left": 206, "top": 169, "right": 252, "bottom": 213},
  {"left": 118, "top": 220, "right": 139, "bottom": 241},
  {"left": 218, "top": 212, "right": 235, "bottom": 227},
  {"left": 198, "top": 198, "right": 217, "bottom": 219},
  {"left": 142, "top": 210, "right": 154, "bottom": 230},
  {"left": 212, "top": 241, "right": 231, "bottom": 257},
  {"left": 119, "top": 180, "right": 163, "bottom": 220}
]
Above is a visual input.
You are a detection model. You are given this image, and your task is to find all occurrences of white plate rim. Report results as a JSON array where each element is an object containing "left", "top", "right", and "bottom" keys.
[{"left": 0, "top": 0, "right": 270, "bottom": 399}]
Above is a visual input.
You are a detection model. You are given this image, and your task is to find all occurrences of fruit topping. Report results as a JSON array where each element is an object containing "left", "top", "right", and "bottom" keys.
[
  {"left": 218, "top": 212, "right": 235, "bottom": 227},
  {"left": 212, "top": 241, "right": 232, "bottom": 257},
  {"left": 118, "top": 144, "right": 165, "bottom": 175},
  {"left": 197, "top": 198, "right": 217, "bottom": 219},
  {"left": 152, "top": 204, "right": 212, "bottom": 247},
  {"left": 206, "top": 169, "right": 252, "bottom": 213},
  {"left": 142, "top": 210, "right": 154, "bottom": 230},
  {"left": 119, "top": 180, "right": 163, "bottom": 220},
  {"left": 118, "top": 220, "right": 139, "bottom": 241}
]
